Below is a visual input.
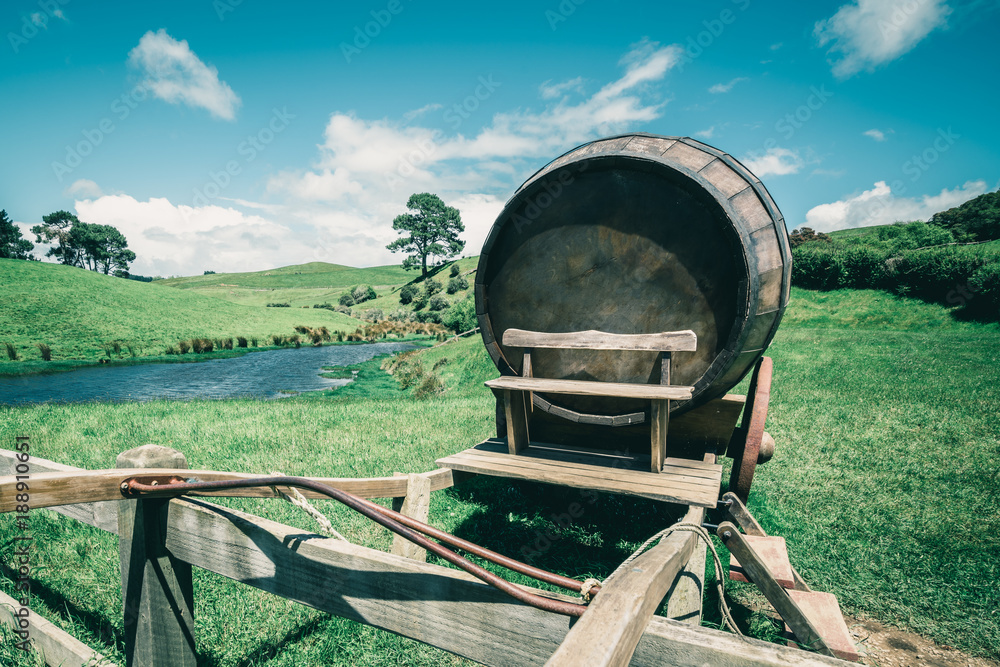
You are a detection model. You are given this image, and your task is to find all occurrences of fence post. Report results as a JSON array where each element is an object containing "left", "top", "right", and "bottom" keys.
[
  {"left": 117, "top": 445, "right": 197, "bottom": 667},
  {"left": 391, "top": 472, "right": 432, "bottom": 562}
]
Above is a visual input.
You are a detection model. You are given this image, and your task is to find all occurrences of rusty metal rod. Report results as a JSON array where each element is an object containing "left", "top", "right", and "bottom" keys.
[
  {"left": 123, "top": 475, "right": 591, "bottom": 617},
  {"left": 355, "top": 494, "right": 601, "bottom": 598}
]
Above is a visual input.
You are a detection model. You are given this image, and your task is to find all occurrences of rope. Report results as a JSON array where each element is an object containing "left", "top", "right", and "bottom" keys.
[
  {"left": 603, "top": 521, "right": 743, "bottom": 636},
  {"left": 579, "top": 577, "right": 602, "bottom": 603},
  {"left": 269, "top": 471, "right": 347, "bottom": 541}
]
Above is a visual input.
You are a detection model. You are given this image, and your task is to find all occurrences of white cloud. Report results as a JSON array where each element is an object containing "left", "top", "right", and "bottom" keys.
[
  {"left": 805, "top": 179, "right": 988, "bottom": 232},
  {"left": 815, "top": 0, "right": 952, "bottom": 78},
  {"left": 741, "top": 147, "right": 804, "bottom": 178},
  {"left": 65, "top": 179, "right": 104, "bottom": 199},
  {"left": 695, "top": 126, "right": 715, "bottom": 139},
  {"left": 261, "top": 39, "right": 682, "bottom": 269},
  {"left": 66, "top": 41, "right": 682, "bottom": 276},
  {"left": 401, "top": 103, "right": 443, "bottom": 123},
  {"left": 539, "top": 76, "right": 586, "bottom": 99},
  {"left": 708, "top": 77, "right": 747, "bottom": 94},
  {"left": 770, "top": 42, "right": 783, "bottom": 50},
  {"left": 73, "top": 195, "right": 331, "bottom": 276},
  {"left": 127, "top": 29, "right": 241, "bottom": 121},
  {"left": 863, "top": 128, "right": 886, "bottom": 141}
]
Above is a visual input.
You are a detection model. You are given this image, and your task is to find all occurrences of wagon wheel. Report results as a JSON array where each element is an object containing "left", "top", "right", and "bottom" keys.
[{"left": 728, "top": 356, "right": 774, "bottom": 502}]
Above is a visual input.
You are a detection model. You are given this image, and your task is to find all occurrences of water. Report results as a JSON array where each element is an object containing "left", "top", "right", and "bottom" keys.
[{"left": 0, "top": 342, "right": 418, "bottom": 405}]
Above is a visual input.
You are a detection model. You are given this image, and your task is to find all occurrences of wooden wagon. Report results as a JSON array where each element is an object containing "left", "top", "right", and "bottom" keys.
[{"left": 1, "top": 134, "right": 860, "bottom": 666}]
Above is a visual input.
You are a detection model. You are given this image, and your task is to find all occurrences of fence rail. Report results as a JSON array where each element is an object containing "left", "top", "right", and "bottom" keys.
[{"left": 1, "top": 448, "right": 849, "bottom": 667}]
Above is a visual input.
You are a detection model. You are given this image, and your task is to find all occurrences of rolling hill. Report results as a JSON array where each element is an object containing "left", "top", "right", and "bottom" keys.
[{"left": 0, "top": 259, "right": 363, "bottom": 369}]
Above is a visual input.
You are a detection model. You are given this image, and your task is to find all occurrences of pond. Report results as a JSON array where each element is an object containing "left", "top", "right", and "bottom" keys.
[{"left": 0, "top": 342, "right": 418, "bottom": 405}]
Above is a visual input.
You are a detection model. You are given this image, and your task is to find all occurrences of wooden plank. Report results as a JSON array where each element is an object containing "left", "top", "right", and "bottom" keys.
[
  {"left": 486, "top": 376, "right": 694, "bottom": 401},
  {"left": 0, "top": 466, "right": 456, "bottom": 514},
  {"left": 546, "top": 506, "right": 704, "bottom": 666},
  {"left": 162, "top": 496, "right": 851, "bottom": 667},
  {"left": 718, "top": 522, "right": 835, "bottom": 659},
  {"left": 669, "top": 395, "right": 746, "bottom": 452},
  {"left": 0, "top": 589, "right": 117, "bottom": 667},
  {"left": 469, "top": 439, "right": 723, "bottom": 476},
  {"left": 390, "top": 473, "right": 432, "bottom": 562},
  {"left": 503, "top": 389, "right": 530, "bottom": 454},
  {"left": 723, "top": 492, "right": 811, "bottom": 592},
  {"left": 442, "top": 450, "right": 719, "bottom": 496},
  {"left": 442, "top": 449, "right": 718, "bottom": 493},
  {"left": 666, "top": 535, "right": 707, "bottom": 626},
  {"left": 502, "top": 328, "right": 698, "bottom": 352},
  {"left": 117, "top": 444, "right": 197, "bottom": 667},
  {"left": 437, "top": 451, "right": 720, "bottom": 508},
  {"left": 0, "top": 450, "right": 118, "bottom": 532},
  {"left": 650, "top": 399, "right": 668, "bottom": 473}
]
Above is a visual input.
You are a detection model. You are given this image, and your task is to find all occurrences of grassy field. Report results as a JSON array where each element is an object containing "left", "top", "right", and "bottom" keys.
[
  {"left": 156, "top": 258, "right": 480, "bottom": 317},
  {"left": 1, "top": 287, "right": 998, "bottom": 665},
  {"left": 0, "top": 260, "right": 365, "bottom": 374}
]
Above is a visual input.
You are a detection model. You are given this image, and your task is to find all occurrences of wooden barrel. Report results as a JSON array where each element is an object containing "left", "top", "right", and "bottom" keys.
[{"left": 475, "top": 133, "right": 791, "bottom": 425}]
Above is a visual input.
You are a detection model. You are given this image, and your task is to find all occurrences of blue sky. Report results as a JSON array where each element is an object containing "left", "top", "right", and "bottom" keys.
[{"left": 1, "top": 0, "right": 998, "bottom": 276}]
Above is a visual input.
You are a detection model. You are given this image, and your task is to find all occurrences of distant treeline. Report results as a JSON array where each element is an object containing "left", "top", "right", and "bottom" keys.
[{"left": 790, "top": 192, "right": 1000, "bottom": 319}]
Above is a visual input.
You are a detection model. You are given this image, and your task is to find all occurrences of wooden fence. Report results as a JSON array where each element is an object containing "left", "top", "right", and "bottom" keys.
[{"left": 0, "top": 447, "right": 849, "bottom": 666}]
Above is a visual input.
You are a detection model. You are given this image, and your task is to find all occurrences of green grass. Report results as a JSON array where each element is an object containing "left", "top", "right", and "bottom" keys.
[
  {"left": 155, "top": 258, "right": 480, "bottom": 318},
  {"left": 1, "top": 289, "right": 999, "bottom": 664},
  {"left": 0, "top": 259, "right": 365, "bottom": 374}
]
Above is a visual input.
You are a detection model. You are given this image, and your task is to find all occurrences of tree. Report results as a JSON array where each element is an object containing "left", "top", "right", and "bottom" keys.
[
  {"left": 32, "top": 210, "right": 81, "bottom": 265},
  {"left": 929, "top": 190, "right": 1000, "bottom": 242},
  {"left": 0, "top": 210, "right": 33, "bottom": 259},
  {"left": 31, "top": 212, "right": 135, "bottom": 275},
  {"left": 386, "top": 193, "right": 465, "bottom": 280}
]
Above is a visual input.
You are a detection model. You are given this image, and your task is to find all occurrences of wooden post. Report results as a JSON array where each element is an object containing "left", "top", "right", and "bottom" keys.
[
  {"left": 390, "top": 472, "right": 432, "bottom": 562},
  {"left": 117, "top": 445, "right": 197, "bottom": 667}
]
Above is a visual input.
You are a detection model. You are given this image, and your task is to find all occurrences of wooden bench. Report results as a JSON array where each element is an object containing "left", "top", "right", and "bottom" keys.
[{"left": 484, "top": 328, "right": 697, "bottom": 473}]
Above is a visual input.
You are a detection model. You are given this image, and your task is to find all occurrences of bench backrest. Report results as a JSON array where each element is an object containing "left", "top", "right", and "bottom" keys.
[{"left": 502, "top": 328, "right": 697, "bottom": 352}]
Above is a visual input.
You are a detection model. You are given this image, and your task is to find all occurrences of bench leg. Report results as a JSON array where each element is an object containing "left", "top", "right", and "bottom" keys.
[
  {"left": 504, "top": 389, "right": 530, "bottom": 455},
  {"left": 651, "top": 399, "right": 669, "bottom": 473}
]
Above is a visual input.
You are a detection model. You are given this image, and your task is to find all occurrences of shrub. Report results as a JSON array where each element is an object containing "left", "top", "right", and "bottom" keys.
[
  {"left": 415, "top": 310, "right": 442, "bottom": 324},
  {"left": 126, "top": 344, "right": 138, "bottom": 357},
  {"left": 450, "top": 263, "right": 461, "bottom": 277},
  {"left": 424, "top": 278, "right": 442, "bottom": 296},
  {"left": 339, "top": 293, "right": 355, "bottom": 307},
  {"left": 204, "top": 270, "right": 216, "bottom": 275},
  {"left": 432, "top": 357, "right": 448, "bottom": 371},
  {"left": 412, "top": 292, "right": 428, "bottom": 310},
  {"left": 290, "top": 334, "right": 302, "bottom": 348},
  {"left": 37, "top": 343, "right": 52, "bottom": 361},
  {"left": 250, "top": 337, "right": 258, "bottom": 347},
  {"left": 112, "top": 341, "right": 122, "bottom": 357},
  {"left": 313, "top": 303, "right": 334, "bottom": 310},
  {"left": 429, "top": 294, "right": 449, "bottom": 311},
  {"left": 399, "top": 284, "right": 417, "bottom": 304},
  {"left": 353, "top": 285, "right": 377, "bottom": 303},
  {"left": 237, "top": 336, "right": 248, "bottom": 348},
  {"left": 336, "top": 330, "right": 344, "bottom": 342},
  {"left": 969, "top": 263, "right": 1000, "bottom": 315},
  {"left": 190, "top": 339, "right": 204, "bottom": 353},
  {"left": 788, "top": 227, "right": 831, "bottom": 249},
  {"left": 294, "top": 325, "right": 312, "bottom": 335},
  {"left": 311, "top": 333, "right": 323, "bottom": 345},
  {"left": 363, "top": 308, "right": 384, "bottom": 322},
  {"left": 446, "top": 276, "right": 469, "bottom": 294},
  {"left": 178, "top": 340, "right": 191, "bottom": 354},
  {"left": 4, "top": 342, "right": 17, "bottom": 361},
  {"left": 266, "top": 302, "right": 291, "bottom": 308},
  {"left": 414, "top": 372, "right": 444, "bottom": 399},
  {"left": 202, "top": 339, "right": 215, "bottom": 353},
  {"left": 271, "top": 334, "right": 285, "bottom": 346},
  {"left": 442, "top": 296, "right": 478, "bottom": 333},
  {"left": 165, "top": 346, "right": 178, "bottom": 355},
  {"left": 394, "top": 356, "right": 425, "bottom": 389}
]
